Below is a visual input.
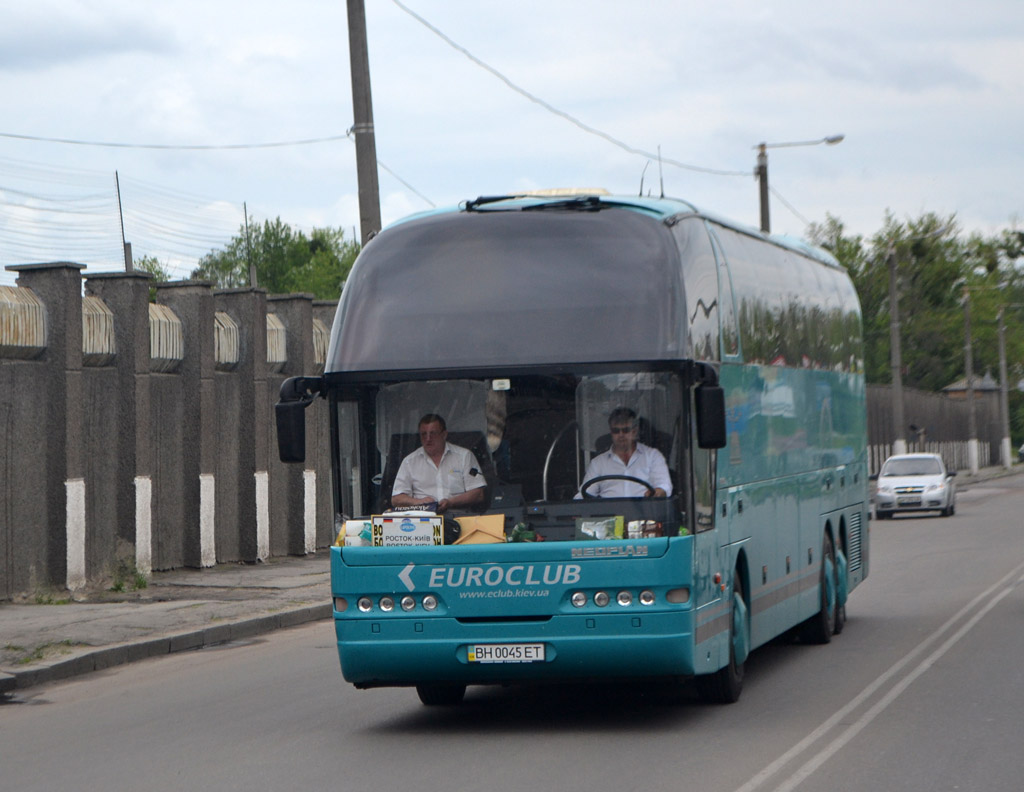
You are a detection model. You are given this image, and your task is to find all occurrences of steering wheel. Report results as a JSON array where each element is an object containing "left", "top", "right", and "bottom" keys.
[{"left": 579, "top": 474, "right": 655, "bottom": 499}]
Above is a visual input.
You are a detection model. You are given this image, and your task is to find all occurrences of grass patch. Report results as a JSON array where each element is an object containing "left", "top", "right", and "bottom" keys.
[
  {"left": 33, "top": 592, "right": 72, "bottom": 605},
  {"left": 7, "top": 640, "right": 83, "bottom": 665},
  {"left": 110, "top": 556, "right": 148, "bottom": 593}
]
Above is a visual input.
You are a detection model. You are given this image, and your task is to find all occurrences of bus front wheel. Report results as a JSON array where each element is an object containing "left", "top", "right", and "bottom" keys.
[
  {"left": 416, "top": 683, "right": 466, "bottom": 706},
  {"left": 696, "top": 574, "right": 748, "bottom": 704}
]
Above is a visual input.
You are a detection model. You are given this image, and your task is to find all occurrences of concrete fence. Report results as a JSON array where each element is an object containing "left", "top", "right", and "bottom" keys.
[
  {"left": 866, "top": 383, "right": 1003, "bottom": 475},
  {"left": 0, "top": 262, "right": 336, "bottom": 600}
]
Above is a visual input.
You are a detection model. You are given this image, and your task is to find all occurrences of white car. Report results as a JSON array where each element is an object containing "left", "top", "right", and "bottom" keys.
[{"left": 872, "top": 453, "right": 957, "bottom": 518}]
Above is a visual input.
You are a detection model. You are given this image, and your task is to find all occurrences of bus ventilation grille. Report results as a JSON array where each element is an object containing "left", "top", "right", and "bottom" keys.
[{"left": 847, "top": 512, "right": 863, "bottom": 572}]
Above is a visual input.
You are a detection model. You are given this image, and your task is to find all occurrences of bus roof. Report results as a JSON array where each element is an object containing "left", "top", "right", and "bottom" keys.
[
  {"left": 384, "top": 193, "right": 842, "bottom": 270},
  {"left": 326, "top": 194, "right": 850, "bottom": 375}
]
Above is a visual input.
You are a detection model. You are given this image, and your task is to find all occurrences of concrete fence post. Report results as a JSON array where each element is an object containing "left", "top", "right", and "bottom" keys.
[
  {"left": 215, "top": 288, "right": 268, "bottom": 562},
  {"left": 7, "top": 263, "right": 85, "bottom": 591},
  {"left": 157, "top": 282, "right": 216, "bottom": 567},
  {"left": 85, "top": 272, "right": 153, "bottom": 575}
]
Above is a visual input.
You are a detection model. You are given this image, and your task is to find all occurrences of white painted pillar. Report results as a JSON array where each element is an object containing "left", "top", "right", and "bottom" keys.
[
  {"left": 200, "top": 473, "right": 216, "bottom": 567},
  {"left": 66, "top": 478, "right": 86, "bottom": 591},
  {"left": 134, "top": 475, "right": 152, "bottom": 575},
  {"left": 967, "top": 438, "right": 980, "bottom": 475},
  {"left": 255, "top": 470, "right": 269, "bottom": 560},
  {"left": 304, "top": 469, "right": 317, "bottom": 554}
]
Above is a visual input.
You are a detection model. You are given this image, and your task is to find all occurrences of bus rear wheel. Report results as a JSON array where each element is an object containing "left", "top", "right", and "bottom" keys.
[
  {"left": 800, "top": 533, "right": 837, "bottom": 644},
  {"left": 697, "top": 574, "right": 748, "bottom": 704},
  {"left": 416, "top": 683, "right": 466, "bottom": 706}
]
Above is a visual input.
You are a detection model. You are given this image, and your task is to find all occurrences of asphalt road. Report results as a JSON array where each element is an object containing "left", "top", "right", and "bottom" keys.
[{"left": 3, "top": 476, "right": 1023, "bottom": 792}]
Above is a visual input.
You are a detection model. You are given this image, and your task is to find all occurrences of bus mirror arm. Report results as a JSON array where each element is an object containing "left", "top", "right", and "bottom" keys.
[
  {"left": 692, "top": 361, "right": 720, "bottom": 387},
  {"left": 275, "top": 376, "right": 324, "bottom": 464},
  {"left": 279, "top": 376, "right": 324, "bottom": 406}
]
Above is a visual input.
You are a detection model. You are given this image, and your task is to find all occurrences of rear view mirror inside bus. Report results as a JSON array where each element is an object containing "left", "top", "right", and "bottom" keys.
[{"left": 695, "top": 385, "right": 726, "bottom": 449}]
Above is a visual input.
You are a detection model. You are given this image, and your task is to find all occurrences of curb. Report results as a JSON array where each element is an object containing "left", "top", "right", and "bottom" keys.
[{"left": 0, "top": 603, "right": 331, "bottom": 695}]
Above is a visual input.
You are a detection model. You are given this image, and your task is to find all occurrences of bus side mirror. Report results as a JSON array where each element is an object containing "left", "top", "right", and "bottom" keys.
[
  {"left": 695, "top": 385, "right": 726, "bottom": 449},
  {"left": 275, "top": 376, "right": 323, "bottom": 463}
]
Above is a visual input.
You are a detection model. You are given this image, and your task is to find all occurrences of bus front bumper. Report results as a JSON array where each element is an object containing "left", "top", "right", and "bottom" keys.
[{"left": 334, "top": 611, "right": 697, "bottom": 687}]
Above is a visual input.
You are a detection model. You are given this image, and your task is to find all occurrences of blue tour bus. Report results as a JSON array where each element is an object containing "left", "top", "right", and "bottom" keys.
[{"left": 276, "top": 193, "right": 869, "bottom": 705}]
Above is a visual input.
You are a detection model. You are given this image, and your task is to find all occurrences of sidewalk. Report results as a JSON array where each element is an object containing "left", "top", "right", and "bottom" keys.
[
  {"left": 1, "top": 551, "right": 331, "bottom": 694},
  {"left": 3, "top": 462, "right": 1022, "bottom": 695}
]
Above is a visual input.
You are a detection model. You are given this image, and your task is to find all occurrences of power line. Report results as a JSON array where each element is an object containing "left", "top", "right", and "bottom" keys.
[
  {"left": 390, "top": 0, "right": 748, "bottom": 179},
  {"left": 0, "top": 131, "right": 350, "bottom": 151}
]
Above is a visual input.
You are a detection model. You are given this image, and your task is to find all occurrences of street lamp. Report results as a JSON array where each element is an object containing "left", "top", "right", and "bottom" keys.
[{"left": 754, "top": 134, "right": 845, "bottom": 233}]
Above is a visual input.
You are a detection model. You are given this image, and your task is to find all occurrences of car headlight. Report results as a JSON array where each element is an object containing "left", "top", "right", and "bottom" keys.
[{"left": 877, "top": 485, "right": 893, "bottom": 494}]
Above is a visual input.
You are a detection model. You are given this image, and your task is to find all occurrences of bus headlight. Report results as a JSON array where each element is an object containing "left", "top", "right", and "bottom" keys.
[
  {"left": 616, "top": 591, "right": 633, "bottom": 607},
  {"left": 594, "top": 591, "right": 610, "bottom": 607},
  {"left": 379, "top": 596, "right": 395, "bottom": 612},
  {"left": 571, "top": 591, "right": 588, "bottom": 608},
  {"left": 400, "top": 595, "right": 416, "bottom": 612},
  {"left": 422, "top": 595, "right": 438, "bottom": 611},
  {"left": 639, "top": 590, "right": 655, "bottom": 606},
  {"left": 357, "top": 597, "right": 373, "bottom": 612}
]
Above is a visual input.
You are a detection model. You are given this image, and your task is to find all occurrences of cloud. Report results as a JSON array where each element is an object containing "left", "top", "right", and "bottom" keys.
[{"left": 0, "top": 2, "right": 175, "bottom": 72}]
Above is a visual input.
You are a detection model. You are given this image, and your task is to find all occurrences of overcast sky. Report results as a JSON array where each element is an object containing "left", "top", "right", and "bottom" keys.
[{"left": 1, "top": 0, "right": 1022, "bottom": 287}]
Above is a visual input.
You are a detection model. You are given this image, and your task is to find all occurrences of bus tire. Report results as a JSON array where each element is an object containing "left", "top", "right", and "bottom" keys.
[
  {"left": 697, "top": 575, "right": 747, "bottom": 704},
  {"left": 416, "top": 683, "right": 466, "bottom": 706},
  {"left": 800, "top": 533, "right": 837, "bottom": 644}
]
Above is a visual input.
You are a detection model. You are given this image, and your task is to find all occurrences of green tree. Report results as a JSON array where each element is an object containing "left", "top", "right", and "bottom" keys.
[
  {"left": 810, "top": 211, "right": 966, "bottom": 392},
  {"left": 191, "top": 217, "right": 359, "bottom": 299},
  {"left": 134, "top": 254, "right": 173, "bottom": 301}
]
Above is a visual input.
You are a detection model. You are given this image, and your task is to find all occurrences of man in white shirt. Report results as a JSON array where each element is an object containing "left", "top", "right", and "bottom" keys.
[
  {"left": 391, "top": 414, "right": 486, "bottom": 513},
  {"left": 578, "top": 408, "right": 672, "bottom": 498}
]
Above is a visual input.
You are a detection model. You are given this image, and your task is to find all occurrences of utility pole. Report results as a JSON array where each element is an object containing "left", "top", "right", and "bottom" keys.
[
  {"left": 755, "top": 144, "right": 770, "bottom": 233},
  {"left": 888, "top": 245, "right": 906, "bottom": 455},
  {"left": 963, "top": 286, "right": 979, "bottom": 474},
  {"left": 347, "top": 0, "right": 382, "bottom": 246},
  {"left": 998, "top": 307, "right": 1011, "bottom": 468},
  {"left": 753, "top": 135, "right": 843, "bottom": 234}
]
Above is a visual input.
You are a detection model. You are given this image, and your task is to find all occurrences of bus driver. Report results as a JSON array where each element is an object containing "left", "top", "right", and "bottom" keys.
[
  {"left": 577, "top": 407, "right": 672, "bottom": 499},
  {"left": 391, "top": 414, "right": 486, "bottom": 514}
]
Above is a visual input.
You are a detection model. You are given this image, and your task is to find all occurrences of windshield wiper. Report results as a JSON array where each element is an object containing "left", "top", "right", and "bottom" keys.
[
  {"left": 520, "top": 196, "right": 606, "bottom": 212},
  {"left": 463, "top": 195, "right": 609, "bottom": 212}
]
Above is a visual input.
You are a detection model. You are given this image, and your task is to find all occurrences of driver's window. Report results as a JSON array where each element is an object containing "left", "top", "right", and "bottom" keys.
[{"left": 576, "top": 373, "right": 681, "bottom": 493}]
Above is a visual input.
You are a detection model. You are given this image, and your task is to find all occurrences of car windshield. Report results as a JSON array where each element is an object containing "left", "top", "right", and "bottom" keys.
[{"left": 881, "top": 458, "right": 942, "bottom": 476}]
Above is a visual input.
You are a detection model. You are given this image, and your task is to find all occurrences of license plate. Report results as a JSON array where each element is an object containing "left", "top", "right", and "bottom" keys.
[
  {"left": 898, "top": 497, "right": 921, "bottom": 506},
  {"left": 468, "top": 643, "right": 545, "bottom": 664}
]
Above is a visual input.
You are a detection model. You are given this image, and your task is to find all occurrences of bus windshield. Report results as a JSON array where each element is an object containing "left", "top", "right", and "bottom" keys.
[{"left": 335, "top": 368, "right": 688, "bottom": 540}]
